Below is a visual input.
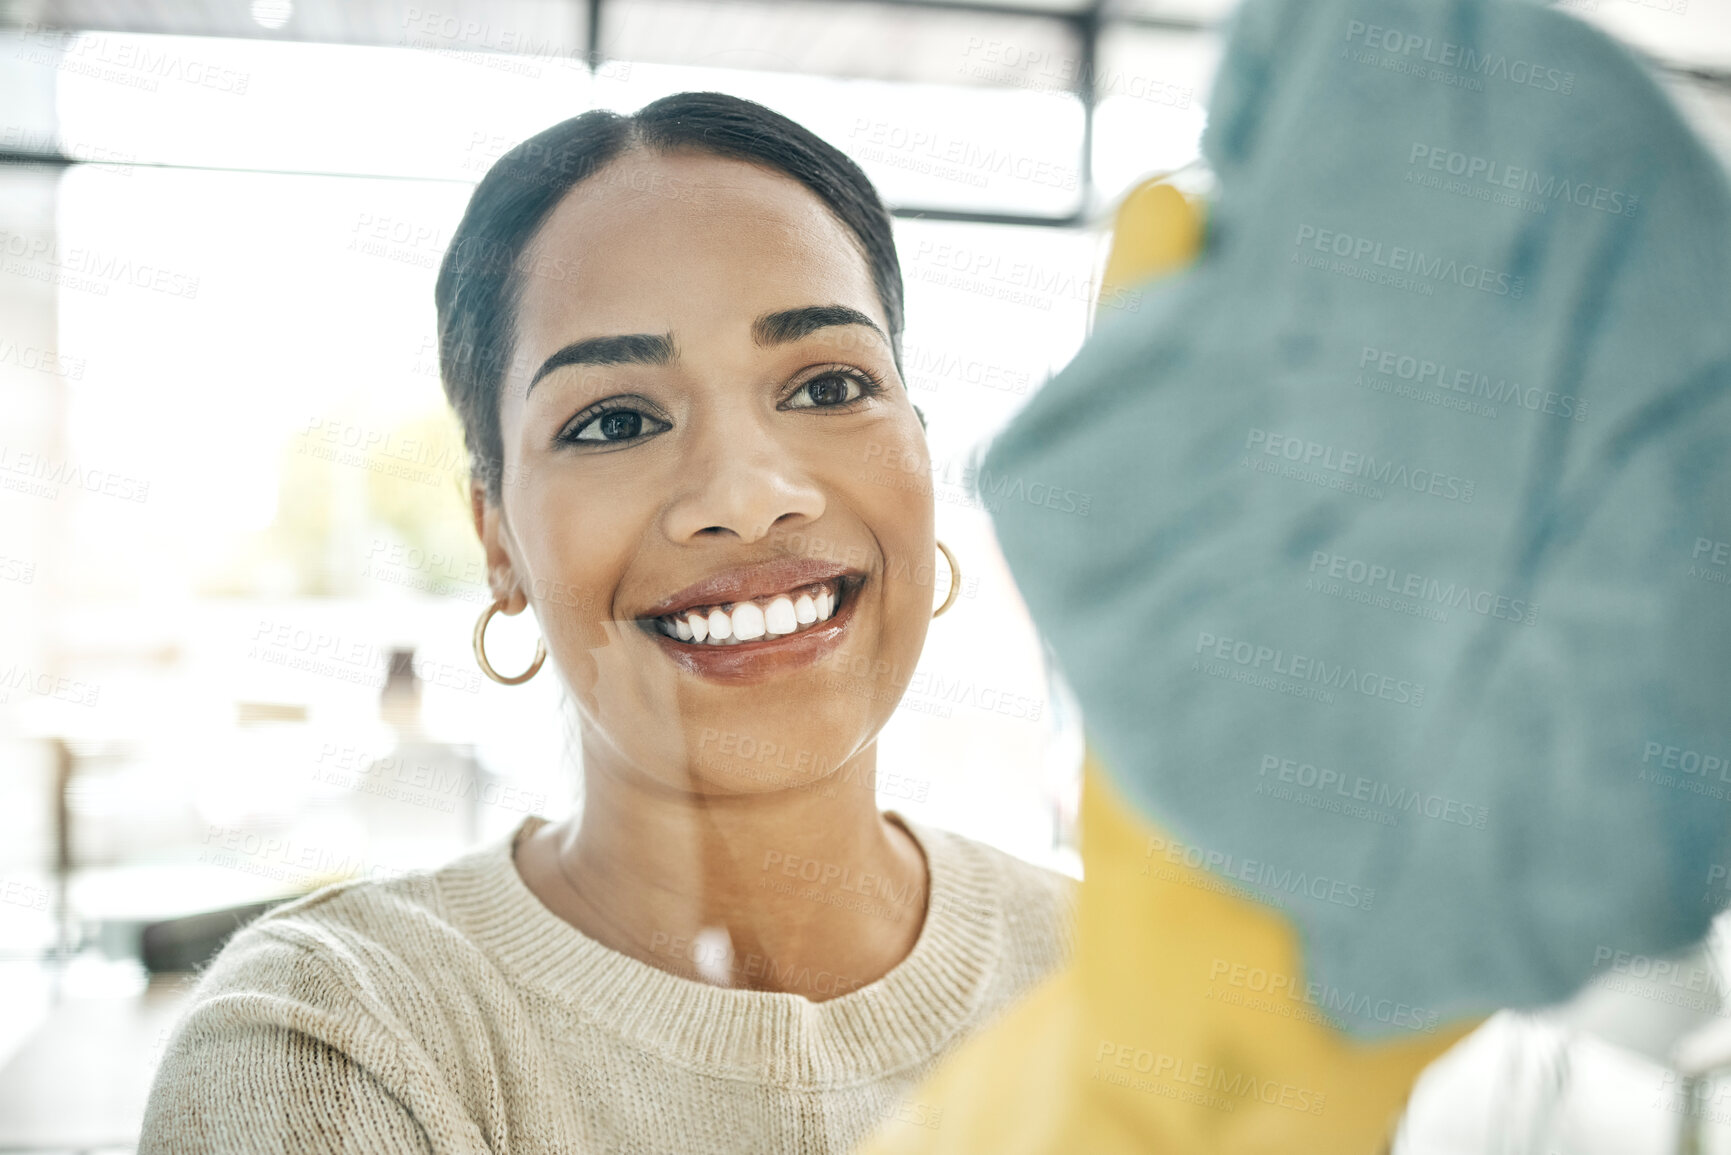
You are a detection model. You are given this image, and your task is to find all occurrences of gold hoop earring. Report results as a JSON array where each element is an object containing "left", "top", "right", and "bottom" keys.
[
  {"left": 933, "top": 540, "right": 962, "bottom": 619},
  {"left": 473, "top": 599, "right": 546, "bottom": 685}
]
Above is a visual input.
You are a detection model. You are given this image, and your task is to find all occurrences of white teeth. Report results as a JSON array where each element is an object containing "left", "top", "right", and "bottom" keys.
[
  {"left": 656, "top": 579, "right": 849, "bottom": 647},
  {"left": 731, "top": 601, "right": 766, "bottom": 640},
  {"left": 764, "top": 596, "right": 797, "bottom": 636}
]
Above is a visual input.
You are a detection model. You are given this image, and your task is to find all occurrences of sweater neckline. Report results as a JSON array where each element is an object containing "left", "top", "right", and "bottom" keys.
[{"left": 436, "top": 810, "right": 1003, "bottom": 1088}]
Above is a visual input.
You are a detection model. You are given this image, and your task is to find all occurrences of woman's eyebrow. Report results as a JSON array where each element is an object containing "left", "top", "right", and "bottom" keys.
[
  {"left": 526, "top": 305, "right": 886, "bottom": 394},
  {"left": 752, "top": 304, "right": 888, "bottom": 350},
  {"left": 529, "top": 333, "right": 676, "bottom": 392}
]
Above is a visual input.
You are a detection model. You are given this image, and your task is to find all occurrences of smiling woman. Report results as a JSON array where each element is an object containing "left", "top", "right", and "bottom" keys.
[{"left": 138, "top": 92, "right": 1076, "bottom": 1155}]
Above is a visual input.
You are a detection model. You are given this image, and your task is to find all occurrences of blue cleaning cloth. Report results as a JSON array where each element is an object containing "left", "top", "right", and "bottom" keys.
[{"left": 982, "top": 0, "right": 1731, "bottom": 1036}]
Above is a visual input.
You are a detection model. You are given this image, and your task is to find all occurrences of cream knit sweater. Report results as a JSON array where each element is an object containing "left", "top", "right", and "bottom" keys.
[{"left": 139, "top": 812, "right": 1076, "bottom": 1154}]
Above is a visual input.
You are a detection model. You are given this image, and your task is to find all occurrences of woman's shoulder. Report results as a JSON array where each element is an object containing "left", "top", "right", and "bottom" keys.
[
  {"left": 219, "top": 868, "right": 445, "bottom": 967},
  {"left": 184, "top": 826, "right": 524, "bottom": 1012},
  {"left": 141, "top": 836, "right": 528, "bottom": 1155}
]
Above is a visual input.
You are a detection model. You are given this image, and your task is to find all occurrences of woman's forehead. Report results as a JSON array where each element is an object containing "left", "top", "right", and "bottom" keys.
[{"left": 511, "top": 149, "right": 883, "bottom": 346}]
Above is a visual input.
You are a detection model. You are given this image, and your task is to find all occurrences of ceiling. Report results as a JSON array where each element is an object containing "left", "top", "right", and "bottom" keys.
[{"left": 0, "top": 0, "right": 1724, "bottom": 127}]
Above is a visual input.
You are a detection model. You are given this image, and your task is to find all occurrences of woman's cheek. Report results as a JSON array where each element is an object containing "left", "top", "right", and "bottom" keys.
[
  {"left": 847, "top": 418, "right": 927, "bottom": 500},
  {"left": 513, "top": 486, "right": 620, "bottom": 679},
  {"left": 847, "top": 433, "right": 934, "bottom": 659}
]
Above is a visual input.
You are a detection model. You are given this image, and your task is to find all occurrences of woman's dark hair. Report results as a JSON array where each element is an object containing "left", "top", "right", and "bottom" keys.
[{"left": 435, "top": 91, "right": 907, "bottom": 503}]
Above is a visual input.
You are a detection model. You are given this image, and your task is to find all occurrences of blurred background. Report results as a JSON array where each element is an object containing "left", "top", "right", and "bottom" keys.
[{"left": 0, "top": 0, "right": 1728, "bottom": 1150}]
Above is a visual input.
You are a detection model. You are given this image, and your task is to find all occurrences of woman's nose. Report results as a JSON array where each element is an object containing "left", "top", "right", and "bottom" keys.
[{"left": 661, "top": 410, "right": 826, "bottom": 544}]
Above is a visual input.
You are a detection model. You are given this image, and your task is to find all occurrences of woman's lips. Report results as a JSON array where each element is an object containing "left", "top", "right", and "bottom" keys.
[{"left": 640, "top": 575, "right": 863, "bottom": 682}]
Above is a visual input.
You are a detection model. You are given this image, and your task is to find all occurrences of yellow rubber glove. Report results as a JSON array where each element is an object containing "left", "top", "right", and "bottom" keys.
[
  {"left": 859, "top": 750, "right": 1478, "bottom": 1155},
  {"left": 1098, "top": 177, "right": 1207, "bottom": 309}
]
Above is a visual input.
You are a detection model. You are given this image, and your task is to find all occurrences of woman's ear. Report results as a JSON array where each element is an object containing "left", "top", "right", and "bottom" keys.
[{"left": 471, "top": 480, "right": 526, "bottom": 612}]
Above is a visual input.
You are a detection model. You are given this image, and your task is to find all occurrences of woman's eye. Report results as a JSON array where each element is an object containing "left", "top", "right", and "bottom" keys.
[
  {"left": 563, "top": 407, "right": 668, "bottom": 444},
  {"left": 787, "top": 371, "right": 876, "bottom": 410}
]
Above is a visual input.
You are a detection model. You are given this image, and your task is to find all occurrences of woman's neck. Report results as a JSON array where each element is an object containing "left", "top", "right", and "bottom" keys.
[{"left": 512, "top": 743, "right": 929, "bottom": 1001}]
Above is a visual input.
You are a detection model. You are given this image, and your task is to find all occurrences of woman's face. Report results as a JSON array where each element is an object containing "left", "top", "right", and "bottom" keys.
[{"left": 475, "top": 147, "right": 935, "bottom": 795}]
